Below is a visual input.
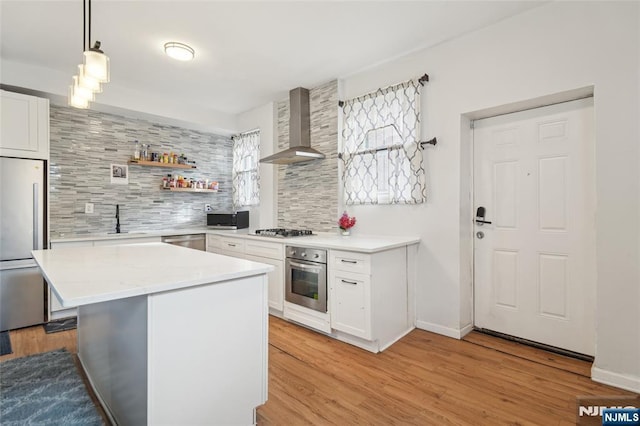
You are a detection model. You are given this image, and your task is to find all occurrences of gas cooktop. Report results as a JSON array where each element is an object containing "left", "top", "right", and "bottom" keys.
[{"left": 253, "top": 228, "right": 314, "bottom": 238}]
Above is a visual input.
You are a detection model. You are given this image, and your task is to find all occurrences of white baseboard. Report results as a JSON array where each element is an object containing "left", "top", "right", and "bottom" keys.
[
  {"left": 459, "top": 323, "right": 474, "bottom": 338},
  {"left": 416, "top": 320, "right": 468, "bottom": 339},
  {"left": 591, "top": 367, "right": 640, "bottom": 393}
]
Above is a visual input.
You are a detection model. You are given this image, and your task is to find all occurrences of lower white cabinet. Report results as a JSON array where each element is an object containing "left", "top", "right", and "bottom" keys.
[
  {"left": 328, "top": 246, "right": 410, "bottom": 352},
  {"left": 331, "top": 270, "right": 371, "bottom": 340},
  {"left": 207, "top": 234, "right": 285, "bottom": 312},
  {"left": 245, "top": 254, "right": 284, "bottom": 311}
]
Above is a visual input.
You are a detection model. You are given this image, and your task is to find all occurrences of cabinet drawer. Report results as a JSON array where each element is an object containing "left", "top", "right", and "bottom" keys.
[
  {"left": 220, "top": 237, "right": 245, "bottom": 254},
  {"left": 245, "top": 239, "right": 283, "bottom": 260},
  {"left": 331, "top": 250, "right": 371, "bottom": 274}
]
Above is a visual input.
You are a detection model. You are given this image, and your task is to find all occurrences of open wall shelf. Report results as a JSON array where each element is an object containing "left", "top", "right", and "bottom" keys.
[{"left": 129, "top": 160, "right": 196, "bottom": 169}]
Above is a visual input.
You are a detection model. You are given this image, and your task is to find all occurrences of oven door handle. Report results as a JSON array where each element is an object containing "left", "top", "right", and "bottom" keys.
[{"left": 288, "top": 260, "right": 322, "bottom": 271}]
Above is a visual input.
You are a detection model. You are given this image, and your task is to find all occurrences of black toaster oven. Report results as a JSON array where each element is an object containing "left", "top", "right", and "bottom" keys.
[{"left": 207, "top": 211, "right": 249, "bottom": 229}]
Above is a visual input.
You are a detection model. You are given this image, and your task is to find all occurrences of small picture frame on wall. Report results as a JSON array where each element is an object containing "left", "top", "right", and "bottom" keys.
[{"left": 110, "top": 164, "right": 129, "bottom": 185}]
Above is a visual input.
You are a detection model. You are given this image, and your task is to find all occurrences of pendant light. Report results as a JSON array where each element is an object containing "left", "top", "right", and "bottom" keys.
[{"left": 68, "top": 0, "right": 109, "bottom": 109}]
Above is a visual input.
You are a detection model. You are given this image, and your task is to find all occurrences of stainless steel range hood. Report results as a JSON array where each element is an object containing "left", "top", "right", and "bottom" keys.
[{"left": 260, "top": 87, "right": 325, "bottom": 164}]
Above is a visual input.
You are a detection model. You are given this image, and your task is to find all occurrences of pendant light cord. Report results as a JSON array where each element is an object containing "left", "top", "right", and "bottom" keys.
[
  {"left": 83, "top": 0, "right": 86, "bottom": 52},
  {"left": 88, "top": 0, "right": 91, "bottom": 50}
]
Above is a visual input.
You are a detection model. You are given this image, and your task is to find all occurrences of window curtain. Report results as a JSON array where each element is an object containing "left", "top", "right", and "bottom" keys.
[
  {"left": 341, "top": 79, "right": 426, "bottom": 205},
  {"left": 232, "top": 130, "right": 260, "bottom": 207}
]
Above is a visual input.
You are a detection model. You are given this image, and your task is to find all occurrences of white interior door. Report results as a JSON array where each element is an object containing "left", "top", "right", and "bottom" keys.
[{"left": 473, "top": 98, "right": 596, "bottom": 356}]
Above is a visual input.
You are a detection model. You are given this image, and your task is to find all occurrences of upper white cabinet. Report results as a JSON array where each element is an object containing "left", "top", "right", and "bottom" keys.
[{"left": 0, "top": 90, "right": 50, "bottom": 160}]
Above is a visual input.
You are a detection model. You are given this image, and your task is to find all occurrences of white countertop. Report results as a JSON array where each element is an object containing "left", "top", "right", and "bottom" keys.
[
  {"left": 33, "top": 242, "right": 274, "bottom": 308},
  {"left": 50, "top": 228, "right": 420, "bottom": 253},
  {"left": 49, "top": 228, "right": 210, "bottom": 243}
]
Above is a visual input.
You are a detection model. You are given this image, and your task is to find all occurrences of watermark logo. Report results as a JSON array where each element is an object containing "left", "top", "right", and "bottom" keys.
[{"left": 577, "top": 396, "right": 640, "bottom": 426}]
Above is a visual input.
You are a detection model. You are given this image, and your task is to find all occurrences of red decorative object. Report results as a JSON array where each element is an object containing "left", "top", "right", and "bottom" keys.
[{"left": 338, "top": 211, "right": 356, "bottom": 231}]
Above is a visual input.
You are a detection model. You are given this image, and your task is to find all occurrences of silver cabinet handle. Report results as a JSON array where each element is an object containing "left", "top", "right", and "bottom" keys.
[
  {"left": 227, "top": 243, "right": 236, "bottom": 247},
  {"left": 33, "top": 183, "right": 39, "bottom": 250},
  {"left": 341, "top": 279, "right": 358, "bottom": 285},
  {"left": 341, "top": 259, "right": 357, "bottom": 264}
]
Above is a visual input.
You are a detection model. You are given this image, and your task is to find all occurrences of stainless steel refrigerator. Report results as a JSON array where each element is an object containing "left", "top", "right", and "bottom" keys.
[{"left": 0, "top": 156, "right": 46, "bottom": 331}]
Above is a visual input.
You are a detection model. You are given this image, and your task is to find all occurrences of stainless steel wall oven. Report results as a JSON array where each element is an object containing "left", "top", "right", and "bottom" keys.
[{"left": 285, "top": 245, "right": 327, "bottom": 313}]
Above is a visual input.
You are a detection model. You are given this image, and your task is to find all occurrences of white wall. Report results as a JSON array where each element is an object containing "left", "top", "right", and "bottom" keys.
[
  {"left": 236, "top": 102, "right": 278, "bottom": 229},
  {"left": 339, "top": 1, "right": 639, "bottom": 391}
]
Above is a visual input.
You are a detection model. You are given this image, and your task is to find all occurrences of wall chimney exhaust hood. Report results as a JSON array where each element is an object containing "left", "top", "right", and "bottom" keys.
[{"left": 260, "top": 87, "right": 325, "bottom": 164}]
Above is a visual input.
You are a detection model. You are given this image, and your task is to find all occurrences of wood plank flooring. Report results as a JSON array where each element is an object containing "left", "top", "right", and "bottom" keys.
[
  {"left": 2, "top": 317, "right": 637, "bottom": 425},
  {"left": 462, "top": 330, "right": 592, "bottom": 377},
  {"left": 1, "top": 324, "right": 76, "bottom": 360},
  {"left": 257, "top": 317, "right": 637, "bottom": 425}
]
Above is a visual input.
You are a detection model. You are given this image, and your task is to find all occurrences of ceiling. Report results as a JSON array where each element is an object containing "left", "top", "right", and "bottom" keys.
[{"left": 1, "top": 1, "right": 544, "bottom": 120}]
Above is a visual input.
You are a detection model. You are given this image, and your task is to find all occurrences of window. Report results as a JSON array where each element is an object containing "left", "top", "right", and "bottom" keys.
[
  {"left": 232, "top": 130, "right": 260, "bottom": 207},
  {"left": 340, "top": 79, "right": 426, "bottom": 205}
]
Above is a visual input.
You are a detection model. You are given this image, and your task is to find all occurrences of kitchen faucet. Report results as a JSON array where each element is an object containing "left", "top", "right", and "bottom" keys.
[{"left": 115, "top": 204, "right": 121, "bottom": 234}]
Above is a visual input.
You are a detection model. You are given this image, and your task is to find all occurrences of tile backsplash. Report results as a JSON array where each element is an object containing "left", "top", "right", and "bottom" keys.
[
  {"left": 277, "top": 80, "right": 339, "bottom": 232},
  {"left": 49, "top": 105, "right": 233, "bottom": 236}
]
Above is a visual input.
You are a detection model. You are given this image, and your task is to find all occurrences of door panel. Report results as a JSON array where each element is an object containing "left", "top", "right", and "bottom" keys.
[{"left": 474, "top": 98, "right": 595, "bottom": 356}]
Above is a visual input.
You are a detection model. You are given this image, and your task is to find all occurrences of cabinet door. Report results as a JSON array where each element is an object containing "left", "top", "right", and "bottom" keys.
[
  {"left": 0, "top": 90, "right": 49, "bottom": 159},
  {"left": 245, "top": 254, "right": 284, "bottom": 312},
  {"left": 330, "top": 271, "right": 371, "bottom": 340},
  {"left": 206, "top": 235, "right": 224, "bottom": 253}
]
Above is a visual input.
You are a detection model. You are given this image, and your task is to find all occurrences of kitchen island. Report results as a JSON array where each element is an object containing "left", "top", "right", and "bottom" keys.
[{"left": 32, "top": 242, "right": 273, "bottom": 426}]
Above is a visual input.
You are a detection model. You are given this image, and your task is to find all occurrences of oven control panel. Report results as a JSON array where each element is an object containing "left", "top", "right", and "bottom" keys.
[{"left": 286, "top": 246, "right": 327, "bottom": 264}]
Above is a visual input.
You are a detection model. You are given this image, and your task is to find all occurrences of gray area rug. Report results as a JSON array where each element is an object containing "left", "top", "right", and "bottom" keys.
[
  {"left": 0, "top": 331, "right": 11, "bottom": 356},
  {"left": 0, "top": 349, "right": 104, "bottom": 425},
  {"left": 43, "top": 317, "right": 77, "bottom": 334}
]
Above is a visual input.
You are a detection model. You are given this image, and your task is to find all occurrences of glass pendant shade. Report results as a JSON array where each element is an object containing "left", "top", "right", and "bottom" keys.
[
  {"left": 72, "top": 75, "right": 95, "bottom": 101},
  {"left": 68, "top": 84, "right": 90, "bottom": 109},
  {"left": 77, "top": 64, "right": 102, "bottom": 93},
  {"left": 83, "top": 50, "right": 110, "bottom": 83}
]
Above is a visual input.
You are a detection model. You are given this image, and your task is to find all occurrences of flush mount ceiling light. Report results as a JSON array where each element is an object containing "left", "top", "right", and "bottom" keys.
[
  {"left": 164, "top": 42, "right": 195, "bottom": 61},
  {"left": 68, "top": 0, "right": 110, "bottom": 109}
]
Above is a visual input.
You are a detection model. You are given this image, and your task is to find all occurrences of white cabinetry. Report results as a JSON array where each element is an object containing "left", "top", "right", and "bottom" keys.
[
  {"left": 329, "top": 247, "right": 411, "bottom": 352},
  {"left": 0, "top": 90, "right": 49, "bottom": 160},
  {"left": 206, "top": 234, "right": 284, "bottom": 312},
  {"left": 246, "top": 239, "right": 284, "bottom": 312},
  {"left": 331, "top": 270, "right": 371, "bottom": 339},
  {"left": 49, "top": 236, "right": 161, "bottom": 319}
]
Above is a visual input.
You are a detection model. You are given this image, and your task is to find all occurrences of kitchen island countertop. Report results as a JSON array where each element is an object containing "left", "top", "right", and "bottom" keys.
[{"left": 33, "top": 242, "right": 273, "bottom": 308}]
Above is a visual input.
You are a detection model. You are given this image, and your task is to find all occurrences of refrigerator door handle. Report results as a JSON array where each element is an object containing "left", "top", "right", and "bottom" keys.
[{"left": 33, "top": 183, "right": 39, "bottom": 251}]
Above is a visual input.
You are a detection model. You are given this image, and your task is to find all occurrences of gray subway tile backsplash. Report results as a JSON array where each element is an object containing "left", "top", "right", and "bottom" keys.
[
  {"left": 49, "top": 105, "right": 233, "bottom": 236},
  {"left": 277, "top": 80, "right": 338, "bottom": 232}
]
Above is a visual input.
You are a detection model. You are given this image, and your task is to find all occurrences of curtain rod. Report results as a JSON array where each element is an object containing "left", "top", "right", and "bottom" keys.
[
  {"left": 338, "top": 73, "right": 429, "bottom": 108},
  {"left": 232, "top": 128, "right": 260, "bottom": 139},
  {"left": 337, "top": 137, "right": 437, "bottom": 159}
]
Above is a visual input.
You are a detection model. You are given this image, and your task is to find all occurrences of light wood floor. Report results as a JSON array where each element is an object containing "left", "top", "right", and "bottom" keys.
[{"left": 2, "top": 317, "right": 637, "bottom": 425}]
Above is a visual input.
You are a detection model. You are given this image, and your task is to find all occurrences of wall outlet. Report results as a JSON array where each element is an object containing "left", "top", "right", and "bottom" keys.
[
  {"left": 85, "top": 203, "right": 94, "bottom": 214},
  {"left": 204, "top": 204, "right": 212, "bottom": 212}
]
